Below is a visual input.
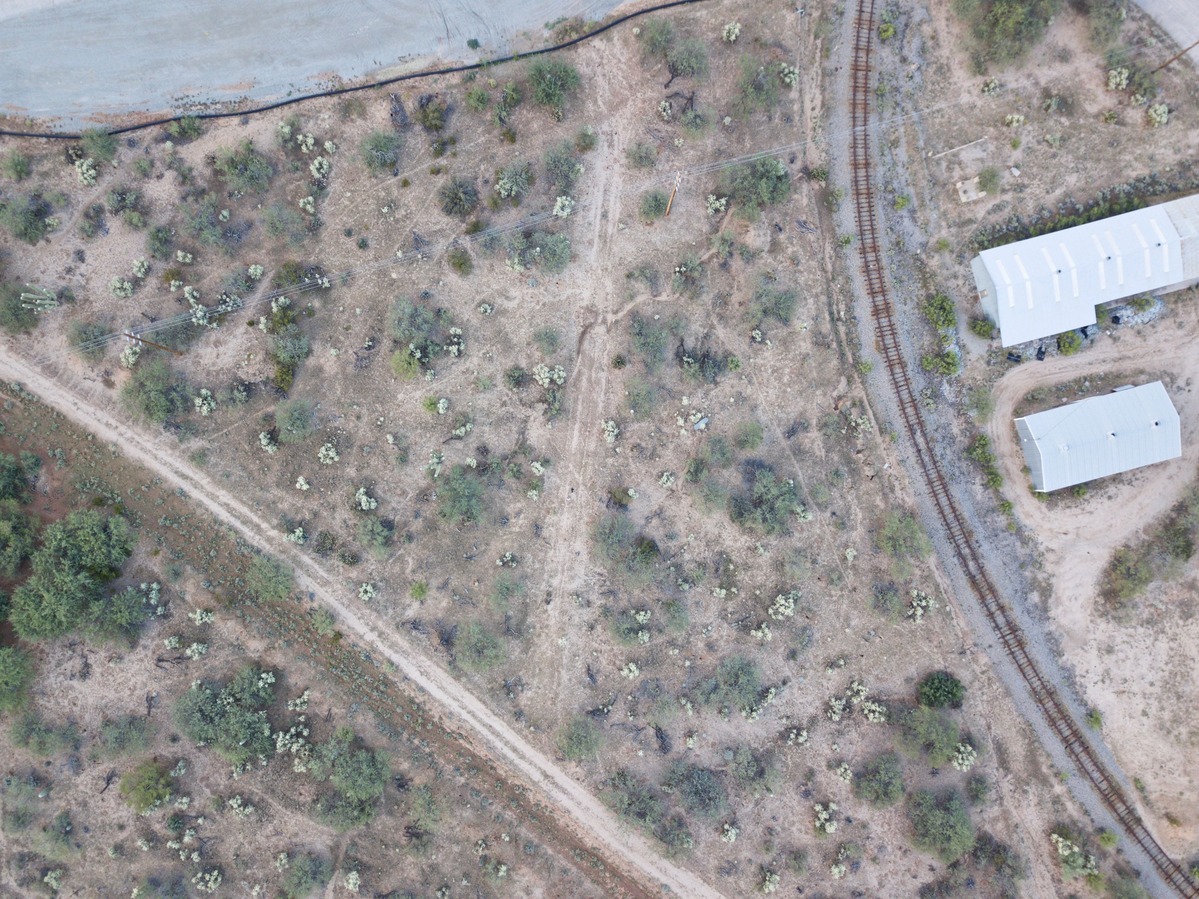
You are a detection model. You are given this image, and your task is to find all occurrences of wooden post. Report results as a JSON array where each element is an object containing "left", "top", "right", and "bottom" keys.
[
  {"left": 123, "top": 332, "right": 184, "bottom": 356},
  {"left": 664, "top": 171, "right": 683, "bottom": 217},
  {"left": 1152, "top": 36, "right": 1199, "bottom": 74}
]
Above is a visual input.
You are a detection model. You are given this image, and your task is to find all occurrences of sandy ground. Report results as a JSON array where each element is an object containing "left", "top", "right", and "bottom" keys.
[
  {"left": 0, "top": 348, "right": 724, "bottom": 899},
  {"left": 989, "top": 297, "right": 1199, "bottom": 851},
  {"left": 0, "top": 0, "right": 621, "bottom": 127}
]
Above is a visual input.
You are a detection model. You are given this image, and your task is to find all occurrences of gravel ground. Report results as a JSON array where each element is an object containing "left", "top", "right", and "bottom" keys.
[
  {"left": 825, "top": 5, "right": 1180, "bottom": 897},
  {"left": 0, "top": 0, "right": 621, "bottom": 128}
]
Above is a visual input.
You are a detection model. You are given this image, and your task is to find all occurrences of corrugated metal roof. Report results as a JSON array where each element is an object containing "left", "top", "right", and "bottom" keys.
[
  {"left": 1014, "top": 381, "right": 1181, "bottom": 491},
  {"left": 972, "top": 196, "right": 1195, "bottom": 347}
]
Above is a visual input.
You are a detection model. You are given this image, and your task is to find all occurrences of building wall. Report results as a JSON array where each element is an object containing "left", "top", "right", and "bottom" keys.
[
  {"left": 971, "top": 257, "right": 998, "bottom": 323},
  {"left": 1014, "top": 417, "right": 1045, "bottom": 491}
]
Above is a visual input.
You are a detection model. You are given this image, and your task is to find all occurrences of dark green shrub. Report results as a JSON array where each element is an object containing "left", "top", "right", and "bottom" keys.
[
  {"left": 68, "top": 320, "right": 109, "bottom": 360},
  {"left": 734, "top": 421, "right": 764, "bottom": 451},
  {"left": 447, "top": 246, "right": 473, "bottom": 275},
  {"left": 923, "top": 293, "right": 956, "bottom": 331},
  {"left": 626, "top": 143, "right": 658, "bottom": 169},
  {"left": 1102, "top": 546, "right": 1152, "bottom": 606},
  {"left": 702, "top": 655, "right": 762, "bottom": 711},
  {"left": 1057, "top": 330, "right": 1083, "bottom": 355},
  {"left": 174, "top": 666, "right": 276, "bottom": 766},
  {"left": 8, "top": 510, "right": 134, "bottom": 641},
  {"left": 11, "top": 711, "right": 80, "bottom": 754},
  {"left": 167, "top": 116, "right": 204, "bottom": 141},
  {"left": 528, "top": 60, "right": 581, "bottom": 117},
  {"left": 244, "top": 555, "right": 292, "bottom": 603},
  {"left": 361, "top": 131, "right": 402, "bottom": 173},
  {"left": 439, "top": 177, "right": 479, "bottom": 217},
  {"left": 878, "top": 511, "right": 931, "bottom": 575},
  {"left": 0, "top": 647, "right": 34, "bottom": 712},
  {"left": 750, "top": 280, "right": 798, "bottom": 325},
  {"left": 1, "top": 151, "right": 32, "bottom": 181},
  {"left": 545, "top": 142, "right": 582, "bottom": 193},
  {"left": 629, "top": 314, "right": 668, "bottom": 368},
  {"left": 917, "top": 671, "right": 965, "bottom": 709},
  {"left": 593, "top": 513, "right": 659, "bottom": 576},
  {"left": 638, "top": 18, "right": 675, "bottom": 57},
  {"left": 457, "top": 621, "right": 505, "bottom": 671},
  {"left": 121, "top": 358, "right": 188, "bottom": 423},
  {"left": 604, "top": 768, "right": 663, "bottom": 828},
  {"left": 147, "top": 225, "right": 174, "bottom": 260},
  {"left": 532, "top": 231, "right": 572, "bottom": 272},
  {"left": 416, "top": 95, "right": 449, "bottom": 132},
  {"left": 640, "top": 190, "right": 669, "bottom": 221},
  {"left": 921, "top": 349, "right": 962, "bottom": 376},
  {"left": 954, "top": 0, "right": 1061, "bottom": 64},
  {"left": 664, "top": 762, "right": 726, "bottom": 819},
  {"left": 98, "top": 715, "right": 151, "bottom": 757},
  {"left": 0, "top": 283, "right": 38, "bottom": 334},
  {"left": 274, "top": 398, "right": 314, "bottom": 444},
  {"left": 0, "top": 193, "right": 52, "bottom": 244},
  {"left": 81, "top": 128, "right": 117, "bottom": 162},
  {"left": 897, "top": 706, "right": 960, "bottom": 764},
  {"left": 120, "top": 759, "right": 172, "bottom": 813},
  {"left": 970, "top": 316, "right": 996, "bottom": 339},
  {"left": 280, "top": 853, "right": 331, "bottom": 898},
  {"left": 735, "top": 57, "right": 780, "bottom": 114},
  {"left": 439, "top": 465, "right": 484, "bottom": 524},
  {"left": 728, "top": 465, "right": 800, "bottom": 536},
  {"left": 728, "top": 746, "right": 774, "bottom": 793},
  {"left": 666, "top": 38, "right": 708, "bottom": 79},
  {"left": 907, "top": 788, "right": 976, "bottom": 862},
  {"left": 558, "top": 715, "right": 601, "bottom": 761},
  {"left": 309, "top": 727, "right": 389, "bottom": 828},
  {"left": 854, "top": 752, "right": 905, "bottom": 806},
  {"left": 722, "top": 158, "right": 790, "bottom": 219},
  {"left": 213, "top": 140, "right": 274, "bottom": 193}
]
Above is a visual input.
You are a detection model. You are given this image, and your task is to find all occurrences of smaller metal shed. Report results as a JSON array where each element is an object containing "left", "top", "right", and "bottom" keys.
[{"left": 1014, "top": 381, "right": 1181, "bottom": 492}]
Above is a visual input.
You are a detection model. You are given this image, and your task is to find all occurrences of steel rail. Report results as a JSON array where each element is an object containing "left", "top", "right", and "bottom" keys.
[{"left": 845, "top": 1, "right": 1198, "bottom": 894}]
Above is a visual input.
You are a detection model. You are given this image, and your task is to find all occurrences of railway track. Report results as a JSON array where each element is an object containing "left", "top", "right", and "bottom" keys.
[{"left": 846, "top": 2, "right": 1198, "bottom": 895}]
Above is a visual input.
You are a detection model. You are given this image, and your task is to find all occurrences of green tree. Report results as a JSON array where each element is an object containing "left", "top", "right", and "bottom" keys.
[
  {"left": 174, "top": 666, "right": 275, "bottom": 767},
  {"left": 0, "top": 646, "right": 34, "bottom": 712},
  {"left": 0, "top": 453, "right": 32, "bottom": 502},
  {"left": 360, "top": 131, "right": 402, "bottom": 173},
  {"left": 917, "top": 671, "right": 966, "bottom": 708},
  {"left": 120, "top": 758, "right": 172, "bottom": 812},
  {"left": 854, "top": 752, "right": 905, "bottom": 806},
  {"left": 603, "top": 768, "right": 663, "bottom": 828},
  {"left": 8, "top": 511, "right": 133, "bottom": 640},
  {"left": 907, "top": 788, "right": 976, "bottom": 862},
  {"left": 309, "top": 726, "right": 389, "bottom": 828}
]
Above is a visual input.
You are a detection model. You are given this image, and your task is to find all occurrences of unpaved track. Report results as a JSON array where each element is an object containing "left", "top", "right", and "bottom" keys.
[{"left": 0, "top": 348, "right": 724, "bottom": 899}]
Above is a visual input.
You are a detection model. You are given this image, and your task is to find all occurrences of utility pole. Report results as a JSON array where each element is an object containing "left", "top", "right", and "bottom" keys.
[
  {"left": 664, "top": 171, "right": 683, "bottom": 217},
  {"left": 123, "top": 333, "right": 183, "bottom": 356},
  {"left": 1152, "top": 35, "right": 1199, "bottom": 74}
]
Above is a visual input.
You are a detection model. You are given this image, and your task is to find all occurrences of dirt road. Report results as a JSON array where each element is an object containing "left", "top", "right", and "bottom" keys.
[{"left": 0, "top": 347, "right": 724, "bottom": 899}]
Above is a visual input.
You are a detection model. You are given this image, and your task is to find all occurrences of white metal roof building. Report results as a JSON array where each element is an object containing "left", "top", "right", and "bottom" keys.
[
  {"left": 1014, "top": 382, "right": 1181, "bottom": 492},
  {"left": 971, "top": 193, "right": 1199, "bottom": 347}
]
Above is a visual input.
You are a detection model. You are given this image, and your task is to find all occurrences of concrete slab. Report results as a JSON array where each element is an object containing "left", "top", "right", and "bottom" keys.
[
  {"left": 0, "top": 0, "right": 620, "bottom": 128},
  {"left": 1133, "top": 0, "right": 1199, "bottom": 68}
]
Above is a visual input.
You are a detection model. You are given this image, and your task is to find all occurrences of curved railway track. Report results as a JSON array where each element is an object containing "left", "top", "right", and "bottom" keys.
[{"left": 846, "top": 2, "right": 1198, "bottom": 895}]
